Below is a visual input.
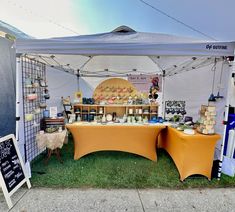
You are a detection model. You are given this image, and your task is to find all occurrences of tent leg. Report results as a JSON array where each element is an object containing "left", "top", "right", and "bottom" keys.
[
  {"left": 217, "top": 62, "right": 233, "bottom": 179},
  {"left": 15, "top": 55, "right": 26, "bottom": 163},
  {"left": 162, "top": 73, "right": 165, "bottom": 119},
  {"left": 15, "top": 56, "right": 21, "bottom": 143},
  {"left": 77, "top": 72, "right": 80, "bottom": 91}
]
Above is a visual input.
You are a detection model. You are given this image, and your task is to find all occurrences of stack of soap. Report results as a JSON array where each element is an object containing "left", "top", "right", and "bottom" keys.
[{"left": 197, "top": 105, "right": 216, "bottom": 134}]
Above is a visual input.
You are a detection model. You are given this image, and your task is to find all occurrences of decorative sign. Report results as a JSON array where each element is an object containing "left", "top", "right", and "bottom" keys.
[
  {"left": 93, "top": 78, "right": 138, "bottom": 104},
  {"left": 164, "top": 100, "right": 186, "bottom": 120},
  {"left": 49, "top": 106, "right": 58, "bottom": 118},
  {"left": 128, "top": 75, "right": 162, "bottom": 93},
  {"left": 0, "top": 139, "right": 25, "bottom": 193},
  {"left": 0, "top": 134, "right": 31, "bottom": 209}
]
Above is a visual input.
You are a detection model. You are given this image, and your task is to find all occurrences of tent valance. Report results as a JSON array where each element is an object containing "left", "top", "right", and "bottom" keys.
[
  {"left": 16, "top": 40, "right": 235, "bottom": 56},
  {"left": 14, "top": 26, "right": 235, "bottom": 77}
]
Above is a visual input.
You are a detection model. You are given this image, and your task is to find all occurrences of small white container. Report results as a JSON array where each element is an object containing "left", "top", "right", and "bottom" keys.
[
  {"left": 39, "top": 130, "right": 44, "bottom": 134},
  {"left": 183, "top": 129, "right": 195, "bottom": 135},
  {"left": 99, "top": 108, "right": 103, "bottom": 114}
]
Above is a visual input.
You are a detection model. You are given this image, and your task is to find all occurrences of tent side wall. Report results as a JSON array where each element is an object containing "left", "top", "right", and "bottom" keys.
[
  {"left": 46, "top": 67, "right": 94, "bottom": 112},
  {"left": 0, "top": 37, "right": 16, "bottom": 137}
]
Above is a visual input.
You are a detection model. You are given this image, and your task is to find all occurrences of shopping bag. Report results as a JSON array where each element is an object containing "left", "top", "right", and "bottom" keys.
[{"left": 221, "top": 156, "right": 235, "bottom": 177}]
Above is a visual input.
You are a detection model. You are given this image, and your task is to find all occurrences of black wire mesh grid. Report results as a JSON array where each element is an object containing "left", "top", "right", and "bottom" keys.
[{"left": 21, "top": 56, "right": 46, "bottom": 162}]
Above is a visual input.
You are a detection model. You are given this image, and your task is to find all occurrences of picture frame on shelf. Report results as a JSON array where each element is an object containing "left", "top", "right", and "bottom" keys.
[{"left": 49, "top": 106, "right": 57, "bottom": 118}]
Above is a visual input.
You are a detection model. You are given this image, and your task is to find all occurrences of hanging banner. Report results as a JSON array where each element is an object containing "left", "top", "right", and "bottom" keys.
[{"left": 128, "top": 74, "right": 162, "bottom": 93}]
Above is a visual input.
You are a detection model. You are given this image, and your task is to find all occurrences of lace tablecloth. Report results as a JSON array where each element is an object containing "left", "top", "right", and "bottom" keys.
[{"left": 36, "top": 130, "right": 67, "bottom": 150}]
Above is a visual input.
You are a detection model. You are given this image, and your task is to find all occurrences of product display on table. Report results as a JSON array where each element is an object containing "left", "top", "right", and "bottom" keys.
[
  {"left": 73, "top": 104, "right": 159, "bottom": 124},
  {"left": 71, "top": 77, "right": 160, "bottom": 125},
  {"left": 197, "top": 105, "right": 216, "bottom": 135},
  {"left": 41, "top": 117, "right": 65, "bottom": 132}
]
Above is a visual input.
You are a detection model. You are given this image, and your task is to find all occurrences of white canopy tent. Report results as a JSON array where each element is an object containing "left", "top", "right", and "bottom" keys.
[
  {"left": 15, "top": 26, "right": 235, "bottom": 177},
  {"left": 15, "top": 25, "right": 235, "bottom": 76}
]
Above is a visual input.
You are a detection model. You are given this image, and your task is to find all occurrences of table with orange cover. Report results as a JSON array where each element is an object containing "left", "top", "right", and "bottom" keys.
[
  {"left": 66, "top": 123, "right": 166, "bottom": 161},
  {"left": 159, "top": 127, "right": 221, "bottom": 181}
]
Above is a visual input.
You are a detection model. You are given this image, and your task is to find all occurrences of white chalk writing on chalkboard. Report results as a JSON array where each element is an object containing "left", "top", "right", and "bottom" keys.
[
  {"left": 8, "top": 179, "right": 16, "bottom": 188},
  {"left": 13, "top": 165, "right": 19, "bottom": 170},
  {"left": 2, "top": 161, "right": 8, "bottom": 167},
  {"left": 15, "top": 172, "right": 23, "bottom": 179},
  {"left": 0, "top": 138, "right": 25, "bottom": 193},
  {"left": 12, "top": 159, "right": 20, "bottom": 165},
  {"left": 4, "top": 170, "right": 14, "bottom": 179},
  {"left": 0, "top": 140, "right": 12, "bottom": 162},
  {"left": 3, "top": 165, "right": 11, "bottom": 172}
]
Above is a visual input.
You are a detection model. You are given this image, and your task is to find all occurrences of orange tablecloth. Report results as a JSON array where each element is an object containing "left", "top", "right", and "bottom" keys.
[
  {"left": 66, "top": 123, "right": 166, "bottom": 161},
  {"left": 159, "top": 127, "right": 221, "bottom": 181}
]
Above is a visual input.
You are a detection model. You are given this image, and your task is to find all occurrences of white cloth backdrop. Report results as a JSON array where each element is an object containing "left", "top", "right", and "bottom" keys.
[{"left": 46, "top": 67, "right": 94, "bottom": 112}]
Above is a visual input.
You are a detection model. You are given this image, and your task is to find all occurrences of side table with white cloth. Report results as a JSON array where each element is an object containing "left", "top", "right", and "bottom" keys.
[{"left": 36, "top": 130, "right": 67, "bottom": 164}]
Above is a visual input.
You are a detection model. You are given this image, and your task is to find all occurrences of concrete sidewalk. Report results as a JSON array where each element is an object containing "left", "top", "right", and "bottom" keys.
[{"left": 0, "top": 188, "right": 235, "bottom": 212}]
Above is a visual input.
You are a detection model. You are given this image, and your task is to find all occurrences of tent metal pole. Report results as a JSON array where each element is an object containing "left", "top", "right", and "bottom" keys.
[
  {"left": 162, "top": 70, "right": 166, "bottom": 119},
  {"left": 15, "top": 56, "right": 21, "bottom": 143},
  {"left": 217, "top": 61, "right": 233, "bottom": 179},
  {"left": 79, "top": 56, "right": 94, "bottom": 71},
  {"left": 77, "top": 70, "right": 80, "bottom": 91},
  {"left": 148, "top": 56, "right": 166, "bottom": 118}
]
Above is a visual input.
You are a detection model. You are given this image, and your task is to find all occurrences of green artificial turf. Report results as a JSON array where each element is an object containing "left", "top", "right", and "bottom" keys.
[{"left": 30, "top": 137, "right": 235, "bottom": 189}]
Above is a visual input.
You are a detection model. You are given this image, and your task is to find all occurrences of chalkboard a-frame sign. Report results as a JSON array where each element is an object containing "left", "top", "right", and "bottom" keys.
[{"left": 0, "top": 134, "right": 31, "bottom": 209}]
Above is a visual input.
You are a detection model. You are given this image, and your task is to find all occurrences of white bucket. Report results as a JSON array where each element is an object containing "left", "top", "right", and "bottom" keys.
[{"left": 222, "top": 156, "right": 235, "bottom": 177}]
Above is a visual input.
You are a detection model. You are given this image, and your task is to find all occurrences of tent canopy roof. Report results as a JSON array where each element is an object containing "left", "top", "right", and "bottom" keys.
[
  {"left": 15, "top": 26, "right": 235, "bottom": 77},
  {"left": 0, "top": 20, "right": 31, "bottom": 39}
]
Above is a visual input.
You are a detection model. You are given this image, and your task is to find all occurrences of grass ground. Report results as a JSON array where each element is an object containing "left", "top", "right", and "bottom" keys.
[{"left": 30, "top": 138, "right": 235, "bottom": 189}]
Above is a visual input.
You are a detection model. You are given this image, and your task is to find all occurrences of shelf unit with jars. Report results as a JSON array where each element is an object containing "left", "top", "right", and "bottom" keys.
[{"left": 73, "top": 104, "right": 159, "bottom": 122}]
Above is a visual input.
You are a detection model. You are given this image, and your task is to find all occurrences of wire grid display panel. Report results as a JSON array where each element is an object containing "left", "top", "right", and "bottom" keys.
[{"left": 21, "top": 56, "right": 46, "bottom": 162}]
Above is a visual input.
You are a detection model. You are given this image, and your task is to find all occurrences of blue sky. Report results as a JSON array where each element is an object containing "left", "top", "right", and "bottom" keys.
[{"left": 1, "top": 0, "right": 235, "bottom": 40}]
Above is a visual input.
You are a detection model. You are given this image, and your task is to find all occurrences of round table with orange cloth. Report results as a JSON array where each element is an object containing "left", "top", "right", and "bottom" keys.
[{"left": 66, "top": 122, "right": 166, "bottom": 161}]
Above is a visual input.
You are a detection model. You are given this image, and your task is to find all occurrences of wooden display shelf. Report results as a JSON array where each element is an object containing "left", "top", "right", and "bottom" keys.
[
  {"left": 73, "top": 104, "right": 159, "bottom": 120},
  {"left": 73, "top": 104, "right": 158, "bottom": 107},
  {"left": 41, "top": 117, "right": 65, "bottom": 130}
]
